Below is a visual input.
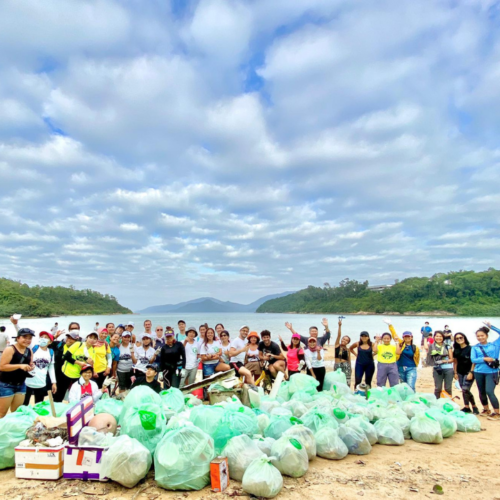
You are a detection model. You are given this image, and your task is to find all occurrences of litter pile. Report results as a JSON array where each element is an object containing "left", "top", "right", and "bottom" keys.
[{"left": 0, "top": 371, "right": 482, "bottom": 498}]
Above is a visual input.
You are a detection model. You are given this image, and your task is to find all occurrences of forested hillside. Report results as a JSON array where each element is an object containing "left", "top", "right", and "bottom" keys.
[
  {"left": 257, "top": 269, "right": 500, "bottom": 316},
  {"left": 0, "top": 278, "right": 132, "bottom": 317}
]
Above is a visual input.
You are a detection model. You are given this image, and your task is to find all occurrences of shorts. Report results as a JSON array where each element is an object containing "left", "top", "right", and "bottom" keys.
[
  {"left": 0, "top": 380, "right": 26, "bottom": 398},
  {"left": 230, "top": 362, "right": 244, "bottom": 374},
  {"left": 202, "top": 363, "right": 217, "bottom": 378},
  {"left": 117, "top": 371, "right": 133, "bottom": 390}
]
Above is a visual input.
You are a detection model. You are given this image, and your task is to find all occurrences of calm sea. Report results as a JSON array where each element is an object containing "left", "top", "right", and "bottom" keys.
[{"left": 1, "top": 312, "right": 498, "bottom": 347}]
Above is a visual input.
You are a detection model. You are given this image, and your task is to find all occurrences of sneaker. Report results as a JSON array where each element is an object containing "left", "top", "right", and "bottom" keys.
[
  {"left": 461, "top": 407, "right": 471, "bottom": 413},
  {"left": 473, "top": 407, "right": 479, "bottom": 415},
  {"left": 487, "top": 413, "right": 500, "bottom": 421},
  {"left": 480, "top": 409, "right": 491, "bottom": 417}
]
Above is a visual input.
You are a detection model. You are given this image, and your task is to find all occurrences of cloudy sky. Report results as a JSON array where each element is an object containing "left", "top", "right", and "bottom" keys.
[{"left": 1, "top": 0, "right": 499, "bottom": 311}]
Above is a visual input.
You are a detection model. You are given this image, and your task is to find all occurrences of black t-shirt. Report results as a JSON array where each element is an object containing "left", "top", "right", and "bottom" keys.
[
  {"left": 130, "top": 376, "right": 162, "bottom": 393},
  {"left": 454, "top": 345, "right": 473, "bottom": 375},
  {"left": 159, "top": 341, "right": 186, "bottom": 371},
  {"left": 258, "top": 341, "right": 281, "bottom": 364}
]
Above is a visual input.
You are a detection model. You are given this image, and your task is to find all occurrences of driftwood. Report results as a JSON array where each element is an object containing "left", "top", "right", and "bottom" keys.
[{"left": 180, "top": 369, "right": 236, "bottom": 393}]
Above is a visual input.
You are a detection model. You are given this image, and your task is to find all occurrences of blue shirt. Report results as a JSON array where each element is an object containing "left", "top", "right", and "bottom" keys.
[
  {"left": 421, "top": 326, "right": 432, "bottom": 337},
  {"left": 471, "top": 325, "right": 500, "bottom": 374},
  {"left": 398, "top": 345, "right": 416, "bottom": 368},
  {"left": 111, "top": 346, "right": 120, "bottom": 363}
]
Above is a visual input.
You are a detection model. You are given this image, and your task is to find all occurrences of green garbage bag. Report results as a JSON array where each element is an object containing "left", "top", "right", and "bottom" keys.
[
  {"left": 0, "top": 406, "right": 37, "bottom": 469},
  {"left": 389, "top": 412, "right": 411, "bottom": 439},
  {"left": 32, "top": 401, "right": 69, "bottom": 417},
  {"left": 184, "top": 394, "right": 202, "bottom": 407},
  {"left": 329, "top": 382, "right": 351, "bottom": 396},
  {"left": 222, "top": 435, "right": 265, "bottom": 481},
  {"left": 425, "top": 409, "right": 457, "bottom": 438},
  {"left": 407, "top": 392, "right": 437, "bottom": 407},
  {"left": 277, "top": 381, "right": 291, "bottom": 401},
  {"left": 257, "top": 412, "right": 271, "bottom": 434},
  {"left": 121, "top": 403, "right": 167, "bottom": 455},
  {"left": 290, "top": 390, "right": 315, "bottom": 404},
  {"left": 242, "top": 457, "right": 283, "bottom": 498},
  {"left": 323, "top": 368, "right": 347, "bottom": 390},
  {"left": 101, "top": 435, "right": 152, "bottom": 488},
  {"left": 95, "top": 396, "right": 123, "bottom": 421},
  {"left": 374, "top": 418, "right": 405, "bottom": 445},
  {"left": 367, "top": 402, "right": 390, "bottom": 422},
  {"left": 315, "top": 427, "right": 348, "bottom": 460},
  {"left": 449, "top": 410, "right": 481, "bottom": 433},
  {"left": 283, "top": 424, "right": 316, "bottom": 460},
  {"left": 393, "top": 383, "right": 415, "bottom": 401},
  {"left": 264, "top": 416, "right": 302, "bottom": 440},
  {"left": 288, "top": 374, "right": 319, "bottom": 395},
  {"left": 283, "top": 400, "right": 308, "bottom": 418},
  {"left": 409, "top": 413, "right": 443, "bottom": 443},
  {"left": 432, "top": 399, "right": 460, "bottom": 413},
  {"left": 346, "top": 417, "right": 377, "bottom": 445},
  {"left": 189, "top": 404, "right": 225, "bottom": 435},
  {"left": 348, "top": 404, "right": 374, "bottom": 422},
  {"left": 120, "top": 385, "right": 162, "bottom": 422},
  {"left": 270, "top": 436, "right": 309, "bottom": 478},
  {"left": 160, "top": 387, "right": 185, "bottom": 413},
  {"left": 253, "top": 436, "right": 275, "bottom": 456},
  {"left": 338, "top": 424, "right": 372, "bottom": 455},
  {"left": 401, "top": 401, "right": 427, "bottom": 419},
  {"left": 301, "top": 409, "right": 337, "bottom": 433},
  {"left": 270, "top": 407, "right": 292, "bottom": 418},
  {"left": 212, "top": 424, "right": 241, "bottom": 454},
  {"left": 332, "top": 407, "right": 349, "bottom": 424},
  {"left": 260, "top": 398, "right": 281, "bottom": 414},
  {"left": 155, "top": 426, "right": 215, "bottom": 490}
]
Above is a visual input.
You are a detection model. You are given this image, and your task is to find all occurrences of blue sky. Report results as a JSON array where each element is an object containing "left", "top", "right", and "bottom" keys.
[{"left": 1, "top": 0, "right": 500, "bottom": 310}]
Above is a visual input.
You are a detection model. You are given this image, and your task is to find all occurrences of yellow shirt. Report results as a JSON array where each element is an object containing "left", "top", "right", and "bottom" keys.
[
  {"left": 93, "top": 342, "right": 111, "bottom": 373},
  {"left": 377, "top": 344, "right": 397, "bottom": 364},
  {"left": 62, "top": 342, "right": 87, "bottom": 379}
]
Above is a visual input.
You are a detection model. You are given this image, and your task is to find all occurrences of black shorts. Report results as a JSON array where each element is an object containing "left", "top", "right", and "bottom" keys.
[
  {"left": 230, "top": 362, "right": 244, "bottom": 373},
  {"left": 117, "top": 371, "right": 133, "bottom": 390}
]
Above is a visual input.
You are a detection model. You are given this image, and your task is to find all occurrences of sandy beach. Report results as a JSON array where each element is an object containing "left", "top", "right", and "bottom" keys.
[{"left": 1, "top": 348, "right": 499, "bottom": 500}]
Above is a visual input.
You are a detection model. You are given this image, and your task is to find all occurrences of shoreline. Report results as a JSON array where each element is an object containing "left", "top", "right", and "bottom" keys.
[{"left": 258, "top": 310, "right": 459, "bottom": 317}]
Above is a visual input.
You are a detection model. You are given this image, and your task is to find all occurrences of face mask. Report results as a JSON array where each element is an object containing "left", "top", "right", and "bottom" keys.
[{"left": 39, "top": 338, "right": 50, "bottom": 347}]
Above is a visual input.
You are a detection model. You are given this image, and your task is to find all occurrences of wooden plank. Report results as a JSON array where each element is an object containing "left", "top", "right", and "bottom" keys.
[{"left": 181, "top": 369, "right": 236, "bottom": 393}]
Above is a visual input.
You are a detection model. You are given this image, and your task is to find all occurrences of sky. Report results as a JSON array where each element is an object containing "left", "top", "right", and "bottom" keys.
[{"left": 1, "top": 0, "right": 500, "bottom": 311}]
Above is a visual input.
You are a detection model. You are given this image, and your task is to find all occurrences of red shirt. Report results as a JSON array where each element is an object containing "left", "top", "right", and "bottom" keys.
[{"left": 81, "top": 382, "right": 93, "bottom": 398}]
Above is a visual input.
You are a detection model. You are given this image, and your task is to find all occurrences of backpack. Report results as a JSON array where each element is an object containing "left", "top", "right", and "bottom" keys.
[{"left": 33, "top": 344, "right": 54, "bottom": 362}]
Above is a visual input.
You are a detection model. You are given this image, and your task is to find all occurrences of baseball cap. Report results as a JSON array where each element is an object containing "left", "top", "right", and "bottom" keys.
[
  {"left": 117, "top": 324, "right": 125, "bottom": 329},
  {"left": 98, "top": 328, "right": 108, "bottom": 334},
  {"left": 292, "top": 333, "right": 301, "bottom": 339},
  {"left": 86, "top": 331, "right": 98, "bottom": 339},
  {"left": 360, "top": 331, "right": 369, "bottom": 337},
  {"left": 126, "top": 322, "right": 135, "bottom": 327},
  {"left": 142, "top": 333, "right": 152, "bottom": 340},
  {"left": 39, "top": 331, "right": 54, "bottom": 342},
  {"left": 402, "top": 331, "right": 413, "bottom": 337},
  {"left": 66, "top": 331, "right": 80, "bottom": 340},
  {"left": 80, "top": 364, "right": 93, "bottom": 373},
  {"left": 165, "top": 331, "right": 174, "bottom": 337},
  {"left": 240, "top": 325, "right": 249, "bottom": 330},
  {"left": 186, "top": 326, "right": 197, "bottom": 334},
  {"left": 146, "top": 363, "right": 158, "bottom": 372},
  {"left": 17, "top": 328, "right": 35, "bottom": 337},
  {"left": 308, "top": 337, "right": 317, "bottom": 343},
  {"left": 122, "top": 331, "right": 132, "bottom": 337}
]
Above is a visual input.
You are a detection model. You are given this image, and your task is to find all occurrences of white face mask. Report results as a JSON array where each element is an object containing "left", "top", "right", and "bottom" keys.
[{"left": 39, "top": 338, "right": 50, "bottom": 347}]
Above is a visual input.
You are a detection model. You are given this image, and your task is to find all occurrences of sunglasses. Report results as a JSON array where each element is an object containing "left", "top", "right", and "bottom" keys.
[
  {"left": 156, "top": 328, "right": 163, "bottom": 331},
  {"left": 455, "top": 336, "right": 464, "bottom": 340}
]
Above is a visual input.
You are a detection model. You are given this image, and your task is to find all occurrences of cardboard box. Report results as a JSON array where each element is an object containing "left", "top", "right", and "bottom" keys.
[
  {"left": 63, "top": 445, "right": 108, "bottom": 481},
  {"left": 15, "top": 445, "right": 65, "bottom": 480},
  {"left": 210, "top": 457, "right": 229, "bottom": 492},
  {"left": 66, "top": 396, "right": 94, "bottom": 445}
]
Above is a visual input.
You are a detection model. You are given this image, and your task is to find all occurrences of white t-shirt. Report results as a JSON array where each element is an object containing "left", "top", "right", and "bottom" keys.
[
  {"left": 230, "top": 337, "right": 247, "bottom": 363},
  {"left": 118, "top": 344, "right": 134, "bottom": 373},
  {"left": 220, "top": 343, "right": 231, "bottom": 363},
  {"left": 200, "top": 340, "right": 222, "bottom": 365},
  {"left": 305, "top": 348, "right": 325, "bottom": 369},
  {"left": 26, "top": 347, "right": 56, "bottom": 389},
  {"left": 184, "top": 339, "right": 200, "bottom": 370},
  {"left": 50, "top": 326, "right": 58, "bottom": 335},
  {"left": 135, "top": 346, "right": 156, "bottom": 367},
  {"left": 0, "top": 330, "right": 10, "bottom": 353}
]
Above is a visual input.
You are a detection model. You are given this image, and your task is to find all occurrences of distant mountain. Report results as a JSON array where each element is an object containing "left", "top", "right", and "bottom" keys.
[{"left": 138, "top": 292, "right": 294, "bottom": 314}]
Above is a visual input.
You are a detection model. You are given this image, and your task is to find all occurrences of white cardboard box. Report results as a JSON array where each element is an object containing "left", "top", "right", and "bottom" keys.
[
  {"left": 63, "top": 445, "right": 109, "bottom": 481},
  {"left": 15, "top": 444, "right": 65, "bottom": 480}
]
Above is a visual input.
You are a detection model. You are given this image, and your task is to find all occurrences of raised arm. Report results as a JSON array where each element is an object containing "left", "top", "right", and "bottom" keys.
[
  {"left": 285, "top": 322, "right": 297, "bottom": 335},
  {"left": 334, "top": 319, "right": 342, "bottom": 348},
  {"left": 279, "top": 337, "right": 289, "bottom": 352},
  {"left": 483, "top": 322, "right": 500, "bottom": 347}
]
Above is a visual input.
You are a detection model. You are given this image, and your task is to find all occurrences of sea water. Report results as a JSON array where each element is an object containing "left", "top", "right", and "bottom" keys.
[{"left": 1, "top": 312, "right": 497, "bottom": 347}]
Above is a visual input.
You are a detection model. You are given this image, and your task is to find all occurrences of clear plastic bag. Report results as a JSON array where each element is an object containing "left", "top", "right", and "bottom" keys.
[
  {"left": 449, "top": 410, "right": 481, "bottom": 433},
  {"left": 329, "top": 382, "right": 351, "bottom": 396},
  {"left": 222, "top": 435, "right": 265, "bottom": 481},
  {"left": 212, "top": 409, "right": 260, "bottom": 453},
  {"left": 264, "top": 416, "right": 302, "bottom": 440},
  {"left": 315, "top": 427, "right": 348, "bottom": 460},
  {"left": 277, "top": 381, "right": 291, "bottom": 402},
  {"left": 288, "top": 374, "right": 319, "bottom": 395},
  {"left": 301, "top": 409, "right": 337, "bottom": 433},
  {"left": 332, "top": 407, "right": 349, "bottom": 424},
  {"left": 120, "top": 385, "right": 163, "bottom": 422},
  {"left": 270, "top": 436, "right": 309, "bottom": 477},
  {"left": 270, "top": 407, "right": 293, "bottom": 418},
  {"left": 189, "top": 404, "right": 225, "bottom": 436},
  {"left": 290, "top": 390, "right": 315, "bottom": 404},
  {"left": 409, "top": 413, "right": 443, "bottom": 443},
  {"left": 121, "top": 402, "right": 167, "bottom": 455},
  {"left": 425, "top": 409, "right": 457, "bottom": 438},
  {"left": 101, "top": 435, "right": 152, "bottom": 488},
  {"left": 431, "top": 399, "right": 460, "bottom": 413},
  {"left": 155, "top": 426, "right": 215, "bottom": 490},
  {"left": 389, "top": 412, "right": 411, "bottom": 439},
  {"left": 78, "top": 426, "right": 116, "bottom": 447},
  {"left": 392, "top": 383, "right": 415, "bottom": 401},
  {"left": 253, "top": 436, "right": 275, "bottom": 456},
  {"left": 323, "top": 368, "right": 347, "bottom": 390},
  {"left": 401, "top": 401, "right": 428, "bottom": 419},
  {"left": 160, "top": 387, "right": 185, "bottom": 414},
  {"left": 283, "top": 424, "right": 316, "bottom": 460},
  {"left": 338, "top": 424, "right": 372, "bottom": 455},
  {"left": 242, "top": 457, "right": 283, "bottom": 498},
  {"left": 346, "top": 417, "right": 377, "bottom": 445},
  {"left": 95, "top": 396, "right": 124, "bottom": 421},
  {"left": 282, "top": 400, "right": 308, "bottom": 418},
  {"left": 374, "top": 418, "right": 405, "bottom": 446},
  {"left": 257, "top": 412, "right": 271, "bottom": 434},
  {"left": 0, "top": 406, "right": 36, "bottom": 469}
]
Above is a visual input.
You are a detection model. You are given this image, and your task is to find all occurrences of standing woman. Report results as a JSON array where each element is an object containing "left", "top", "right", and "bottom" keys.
[
  {"left": 453, "top": 333, "right": 478, "bottom": 414},
  {"left": 425, "top": 331, "right": 454, "bottom": 399},
  {"left": 216, "top": 330, "right": 232, "bottom": 373},
  {"left": 0, "top": 328, "right": 35, "bottom": 417},
  {"left": 349, "top": 332, "right": 375, "bottom": 388},
  {"left": 245, "top": 331, "right": 262, "bottom": 379},
  {"left": 24, "top": 331, "right": 57, "bottom": 405},
  {"left": 199, "top": 324, "right": 208, "bottom": 343},
  {"left": 116, "top": 331, "right": 136, "bottom": 392},
  {"left": 334, "top": 319, "right": 352, "bottom": 387},
  {"left": 471, "top": 324, "right": 500, "bottom": 420},
  {"left": 158, "top": 331, "right": 185, "bottom": 388},
  {"left": 304, "top": 337, "right": 325, "bottom": 391},
  {"left": 279, "top": 333, "right": 305, "bottom": 378},
  {"left": 200, "top": 327, "right": 222, "bottom": 379},
  {"left": 135, "top": 334, "right": 157, "bottom": 372},
  {"left": 92, "top": 328, "right": 112, "bottom": 388},
  {"left": 373, "top": 333, "right": 401, "bottom": 387},
  {"left": 215, "top": 324, "right": 225, "bottom": 337}
]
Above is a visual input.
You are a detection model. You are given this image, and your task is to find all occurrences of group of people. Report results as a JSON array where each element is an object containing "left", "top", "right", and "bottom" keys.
[{"left": 1, "top": 316, "right": 500, "bottom": 422}]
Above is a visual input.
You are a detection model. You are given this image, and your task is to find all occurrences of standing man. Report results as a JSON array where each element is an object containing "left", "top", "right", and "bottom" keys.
[
  {"left": 51, "top": 322, "right": 59, "bottom": 336},
  {"left": 285, "top": 320, "right": 331, "bottom": 347},
  {"left": 176, "top": 320, "right": 187, "bottom": 343},
  {"left": 258, "top": 330, "right": 286, "bottom": 379},
  {"left": 421, "top": 322, "right": 432, "bottom": 345},
  {"left": 228, "top": 325, "right": 254, "bottom": 384},
  {"left": 154, "top": 325, "right": 166, "bottom": 349}
]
